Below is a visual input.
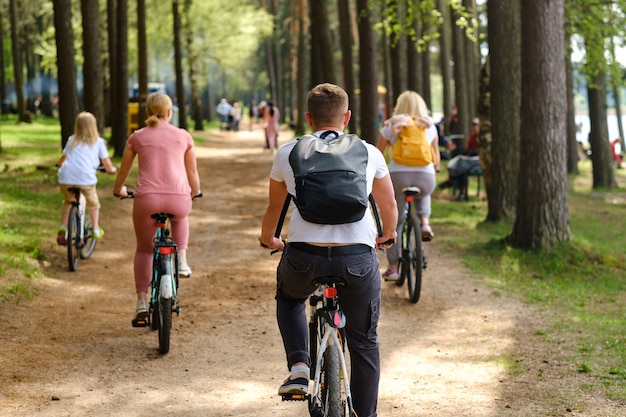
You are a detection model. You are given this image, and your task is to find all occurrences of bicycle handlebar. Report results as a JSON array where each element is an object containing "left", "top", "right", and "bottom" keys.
[{"left": 115, "top": 190, "right": 202, "bottom": 200}]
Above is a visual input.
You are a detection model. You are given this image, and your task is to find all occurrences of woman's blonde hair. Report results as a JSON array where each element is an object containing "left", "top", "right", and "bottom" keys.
[
  {"left": 69, "top": 112, "right": 99, "bottom": 149},
  {"left": 145, "top": 92, "right": 172, "bottom": 127},
  {"left": 392, "top": 90, "right": 429, "bottom": 118}
]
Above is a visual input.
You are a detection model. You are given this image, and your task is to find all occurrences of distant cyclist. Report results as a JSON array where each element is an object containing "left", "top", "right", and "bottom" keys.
[
  {"left": 113, "top": 92, "right": 201, "bottom": 325},
  {"left": 56, "top": 111, "right": 116, "bottom": 245}
]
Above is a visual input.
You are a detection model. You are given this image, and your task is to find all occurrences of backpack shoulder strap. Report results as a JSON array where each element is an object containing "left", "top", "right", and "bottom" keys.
[{"left": 274, "top": 194, "right": 292, "bottom": 239}]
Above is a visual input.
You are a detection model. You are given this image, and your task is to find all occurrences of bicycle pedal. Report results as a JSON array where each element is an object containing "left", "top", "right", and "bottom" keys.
[
  {"left": 280, "top": 393, "right": 308, "bottom": 402},
  {"left": 131, "top": 318, "right": 148, "bottom": 328}
]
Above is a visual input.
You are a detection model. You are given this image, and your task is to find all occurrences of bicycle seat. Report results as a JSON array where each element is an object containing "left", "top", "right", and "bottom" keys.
[
  {"left": 312, "top": 276, "right": 346, "bottom": 286},
  {"left": 67, "top": 187, "right": 81, "bottom": 194},
  {"left": 151, "top": 212, "right": 175, "bottom": 221},
  {"left": 402, "top": 186, "right": 421, "bottom": 197}
]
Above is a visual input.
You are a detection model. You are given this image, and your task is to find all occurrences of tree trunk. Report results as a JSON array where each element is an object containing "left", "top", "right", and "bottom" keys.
[
  {"left": 337, "top": 0, "right": 356, "bottom": 134},
  {"left": 81, "top": 0, "right": 105, "bottom": 134},
  {"left": 10, "top": 0, "right": 30, "bottom": 124},
  {"left": 173, "top": 0, "right": 187, "bottom": 130},
  {"left": 565, "top": 35, "right": 579, "bottom": 175},
  {"left": 356, "top": 0, "right": 379, "bottom": 144},
  {"left": 451, "top": 4, "right": 469, "bottom": 143},
  {"left": 390, "top": 0, "right": 402, "bottom": 103},
  {"left": 136, "top": 0, "right": 148, "bottom": 129},
  {"left": 509, "top": 0, "right": 570, "bottom": 250},
  {"left": 295, "top": 0, "right": 307, "bottom": 136},
  {"left": 182, "top": 0, "right": 202, "bottom": 131},
  {"left": 107, "top": 0, "right": 117, "bottom": 132},
  {"left": 53, "top": 0, "right": 79, "bottom": 147},
  {"left": 438, "top": 0, "right": 453, "bottom": 119},
  {"left": 587, "top": 72, "right": 617, "bottom": 188},
  {"left": 485, "top": 0, "right": 521, "bottom": 222},
  {"left": 110, "top": 0, "right": 128, "bottom": 156}
]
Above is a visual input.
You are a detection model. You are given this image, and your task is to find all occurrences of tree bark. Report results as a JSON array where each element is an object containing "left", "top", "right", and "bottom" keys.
[
  {"left": 438, "top": 0, "right": 453, "bottom": 120},
  {"left": 337, "top": 0, "right": 356, "bottom": 133},
  {"left": 81, "top": 0, "right": 105, "bottom": 134},
  {"left": 53, "top": 0, "right": 79, "bottom": 147},
  {"left": 110, "top": 0, "right": 128, "bottom": 156},
  {"left": 485, "top": 0, "right": 521, "bottom": 222},
  {"left": 356, "top": 0, "right": 379, "bottom": 144},
  {"left": 10, "top": 0, "right": 31, "bottom": 124},
  {"left": 565, "top": 34, "right": 579, "bottom": 175},
  {"left": 587, "top": 72, "right": 617, "bottom": 188},
  {"left": 173, "top": 0, "right": 187, "bottom": 130},
  {"left": 509, "top": 0, "right": 570, "bottom": 250},
  {"left": 136, "top": 0, "right": 148, "bottom": 129}
]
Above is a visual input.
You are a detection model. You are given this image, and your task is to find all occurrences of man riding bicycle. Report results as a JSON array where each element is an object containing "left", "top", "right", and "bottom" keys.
[{"left": 259, "top": 83, "right": 397, "bottom": 417}]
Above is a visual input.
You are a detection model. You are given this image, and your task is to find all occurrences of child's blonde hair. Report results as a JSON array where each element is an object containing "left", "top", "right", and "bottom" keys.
[
  {"left": 145, "top": 92, "right": 172, "bottom": 127},
  {"left": 392, "top": 91, "right": 429, "bottom": 118},
  {"left": 69, "top": 112, "right": 99, "bottom": 149}
]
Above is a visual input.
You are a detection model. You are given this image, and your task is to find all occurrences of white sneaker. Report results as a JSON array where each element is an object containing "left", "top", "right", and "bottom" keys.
[
  {"left": 132, "top": 299, "right": 149, "bottom": 327},
  {"left": 421, "top": 224, "right": 434, "bottom": 241},
  {"left": 178, "top": 259, "right": 192, "bottom": 278}
]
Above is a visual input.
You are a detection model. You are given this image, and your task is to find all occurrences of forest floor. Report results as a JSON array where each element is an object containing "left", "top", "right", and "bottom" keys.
[{"left": 0, "top": 127, "right": 623, "bottom": 417}]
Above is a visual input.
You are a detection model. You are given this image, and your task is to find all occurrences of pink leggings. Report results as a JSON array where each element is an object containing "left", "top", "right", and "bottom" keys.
[{"left": 132, "top": 194, "right": 192, "bottom": 293}]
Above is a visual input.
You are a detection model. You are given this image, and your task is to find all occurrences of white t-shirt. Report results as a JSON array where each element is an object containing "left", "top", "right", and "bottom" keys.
[
  {"left": 380, "top": 114, "right": 438, "bottom": 174},
  {"left": 58, "top": 136, "right": 110, "bottom": 186},
  {"left": 270, "top": 132, "right": 389, "bottom": 247}
]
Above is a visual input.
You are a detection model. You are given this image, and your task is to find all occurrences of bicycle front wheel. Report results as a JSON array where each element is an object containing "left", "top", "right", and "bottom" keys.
[
  {"left": 405, "top": 215, "right": 423, "bottom": 303},
  {"left": 66, "top": 205, "right": 80, "bottom": 271},
  {"left": 80, "top": 216, "right": 97, "bottom": 259}
]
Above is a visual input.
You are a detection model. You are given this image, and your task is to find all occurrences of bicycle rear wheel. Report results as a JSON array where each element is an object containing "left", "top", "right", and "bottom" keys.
[
  {"left": 66, "top": 205, "right": 80, "bottom": 271},
  {"left": 405, "top": 215, "right": 423, "bottom": 303},
  {"left": 320, "top": 344, "right": 343, "bottom": 417},
  {"left": 80, "top": 216, "right": 97, "bottom": 259},
  {"left": 396, "top": 214, "right": 412, "bottom": 287},
  {"left": 156, "top": 254, "right": 173, "bottom": 354}
]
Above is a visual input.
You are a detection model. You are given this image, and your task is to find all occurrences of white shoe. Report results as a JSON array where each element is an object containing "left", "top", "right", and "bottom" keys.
[
  {"left": 132, "top": 299, "right": 149, "bottom": 327},
  {"left": 178, "top": 259, "right": 192, "bottom": 278},
  {"left": 421, "top": 224, "right": 434, "bottom": 241}
]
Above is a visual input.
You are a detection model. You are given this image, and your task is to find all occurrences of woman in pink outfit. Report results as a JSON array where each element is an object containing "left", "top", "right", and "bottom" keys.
[
  {"left": 263, "top": 101, "right": 280, "bottom": 150},
  {"left": 113, "top": 92, "right": 201, "bottom": 325}
]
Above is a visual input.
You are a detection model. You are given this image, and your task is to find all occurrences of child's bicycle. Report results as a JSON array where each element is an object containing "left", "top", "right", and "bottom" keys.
[
  {"left": 123, "top": 191, "right": 202, "bottom": 354},
  {"left": 65, "top": 187, "right": 97, "bottom": 271},
  {"left": 394, "top": 186, "right": 429, "bottom": 303},
  {"left": 281, "top": 276, "right": 356, "bottom": 417}
]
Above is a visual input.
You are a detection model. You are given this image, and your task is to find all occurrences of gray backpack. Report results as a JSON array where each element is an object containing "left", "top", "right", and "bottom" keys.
[{"left": 288, "top": 132, "right": 369, "bottom": 225}]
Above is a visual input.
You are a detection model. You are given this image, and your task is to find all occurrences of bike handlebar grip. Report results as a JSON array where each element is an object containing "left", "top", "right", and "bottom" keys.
[
  {"left": 192, "top": 192, "right": 203, "bottom": 200},
  {"left": 381, "top": 238, "right": 396, "bottom": 245}
]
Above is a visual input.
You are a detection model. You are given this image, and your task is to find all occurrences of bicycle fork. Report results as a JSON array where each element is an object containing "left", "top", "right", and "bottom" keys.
[{"left": 310, "top": 324, "right": 355, "bottom": 415}]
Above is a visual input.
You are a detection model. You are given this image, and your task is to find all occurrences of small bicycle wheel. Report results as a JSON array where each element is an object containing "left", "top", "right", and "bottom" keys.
[
  {"left": 320, "top": 344, "right": 343, "bottom": 417},
  {"left": 66, "top": 205, "right": 81, "bottom": 271},
  {"left": 406, "top": 215, "right": 423, "bottom": 303},
  {"left": 79, "top": 216, "right": 97, "bottom": 259}
]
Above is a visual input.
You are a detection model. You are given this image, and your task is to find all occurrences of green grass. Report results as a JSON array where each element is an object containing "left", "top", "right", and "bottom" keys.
[
  {"left": 2, "top": 116, "right": 626, "bottom": 401},
  {"left": 432, "top": 160, "right": 626, "bottom": 401}
]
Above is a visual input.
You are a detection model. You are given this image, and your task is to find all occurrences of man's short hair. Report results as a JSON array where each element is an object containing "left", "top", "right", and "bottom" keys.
[{"left": 307, "top": 83, "right": 349, "bottom": 126}]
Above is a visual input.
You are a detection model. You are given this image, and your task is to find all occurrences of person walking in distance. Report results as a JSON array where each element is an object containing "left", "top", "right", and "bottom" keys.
[{"left": 259, "top": 83, "right": 397, "bottom": 417}]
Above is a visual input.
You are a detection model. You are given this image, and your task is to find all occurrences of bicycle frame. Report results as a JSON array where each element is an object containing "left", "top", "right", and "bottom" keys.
[
  {"left": 151, "top": 214, "right": 179, "bottom": 312},
  {"left": 309, "top": 283, "right": 355, "bottom": 417}
]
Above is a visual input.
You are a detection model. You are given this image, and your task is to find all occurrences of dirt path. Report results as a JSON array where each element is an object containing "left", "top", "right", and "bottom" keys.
[{"left": 0, "top": 128, "right": 621, "bottom": 416}]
